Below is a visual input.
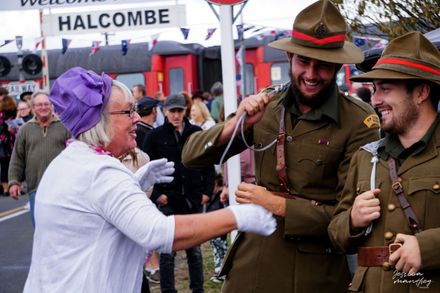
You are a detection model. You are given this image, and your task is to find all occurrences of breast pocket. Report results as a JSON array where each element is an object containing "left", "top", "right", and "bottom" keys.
[
  {"left": 290, "top": 142, "right": 343, "bottom": 192},
  {"left": 408, "top": 177, "right": 440, "bottom": 229}
]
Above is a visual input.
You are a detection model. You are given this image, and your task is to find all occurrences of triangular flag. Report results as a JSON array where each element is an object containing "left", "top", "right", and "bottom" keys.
[
  {"left": 0, "top": 40, "right": 14, "bottom": 48},
  {"left": 180, "top": 28, "right": 190, "bottom": 40},
  {"left": 15, "top": 36, "right": 23, "bottom": 50},
  {"left": 236, "top": 24, "right": 244, "bottom": 40},
  {"left": 150, "top": 33, "right": 160, "bottom": 51},
  {"left": 121, "top": 39, "right": 130, "bottom": 56},
  {"left": 236, "top": 46, "right": 244, "bottom": 67},
  {"left": 62, "top": 38, "right": 72, "bottom": 55},
  {"left": 90, "top": 41, "right": 101, "bottom": 56},
  {"left": 34, "top": 37, "right": 43, "bottom": 51},
  {"left": 205, "top": 28, "right": 216, "bottom": 41}
]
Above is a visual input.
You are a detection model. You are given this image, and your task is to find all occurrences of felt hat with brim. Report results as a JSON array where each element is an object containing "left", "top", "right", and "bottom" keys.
[
  {"left": 351, "top": 32, "right": 440, "bottom": 85},
  {"left": 268, "top": 0, "right": 363, "bottom": 64}
]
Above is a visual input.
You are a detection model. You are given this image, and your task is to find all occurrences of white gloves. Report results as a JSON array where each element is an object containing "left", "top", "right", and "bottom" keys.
[
  {"left": 228, "top": 204, "right": 277, "bottom": 236},
  {"left": 134, "top": 158, "right": 175, "bottom": 191}
]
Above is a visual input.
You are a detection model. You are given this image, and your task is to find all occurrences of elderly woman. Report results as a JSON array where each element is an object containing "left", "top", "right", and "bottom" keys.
[{"left": 23, "top": 67, "right": 276, "bottom": 293}]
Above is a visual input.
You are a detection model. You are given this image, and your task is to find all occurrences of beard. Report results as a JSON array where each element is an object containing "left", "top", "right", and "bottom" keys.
[
  {"left": 289, "top": 70, "right": 337, "bottom": 110},
  {"left": 289, "top": 78, "right": 337, "bottom": 109},
  {"left": 382, "top": 93, "right": 418, "bottom": 136}
]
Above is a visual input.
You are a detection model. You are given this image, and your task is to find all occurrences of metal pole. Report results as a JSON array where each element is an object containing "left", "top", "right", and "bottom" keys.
[
  {"left": 40, "top": 9, "right": 50, "bottom": 91},
  {"left": 219, "top": 5, "right": 241, "bottom": 240}
]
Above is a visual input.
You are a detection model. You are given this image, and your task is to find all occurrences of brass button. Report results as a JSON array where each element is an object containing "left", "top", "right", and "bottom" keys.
[
  {"left": 356, "top": 186, "right": 361, "bottom": 193},
  {"left": 433, "top": 183, "right": 440, "bottom": 190},
  {"left": 384, "top": 231, "right": 394, "bottom": 240},
  {"left": 286, "top": 136, "right": 293, "bottom": 143},
  {"left": 397, "top": 177, "right": 403, "bottom": 183},
  {"left": 382, "top": 262, "right": 391, "bottom": 271},
  {"left": 387, "top": 203, "right": 396, "bottom": 211}
]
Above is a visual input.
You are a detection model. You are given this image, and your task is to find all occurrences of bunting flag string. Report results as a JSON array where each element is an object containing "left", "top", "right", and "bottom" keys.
[
  {"left": 0, "top": 40, "right": 14, "bottom": 48},
  {"left": 180, "top": 28, "right": 190, "bottom": 40},
  {"left": 62, "top": 38, "right": 72, "bottom": 55},
  {"left": 90, "top": 41, "right": 101, "bottom": 56},
  {"left": 121, "top": 39, "right": 130, "bottom": 56},
  {"left": 205, "top": 28, "right": 216, "bottom": 41}
]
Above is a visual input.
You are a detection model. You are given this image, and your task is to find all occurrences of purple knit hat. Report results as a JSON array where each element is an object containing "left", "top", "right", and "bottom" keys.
[{"left": 49, "top": 67, "right": 112, "bottom": 138}]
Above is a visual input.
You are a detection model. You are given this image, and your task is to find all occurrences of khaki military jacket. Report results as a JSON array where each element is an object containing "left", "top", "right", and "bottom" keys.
[
  {"left": 182, "top": 87, "right": 380, "bottom": 293},
  {"left": 328, "top": 127, "right": 440, "bottom": 292}
]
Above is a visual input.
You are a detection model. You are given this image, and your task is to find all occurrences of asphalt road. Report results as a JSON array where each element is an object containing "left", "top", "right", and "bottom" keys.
[{"left": 0, "top": 196, "right": 33, "bottom": 293}]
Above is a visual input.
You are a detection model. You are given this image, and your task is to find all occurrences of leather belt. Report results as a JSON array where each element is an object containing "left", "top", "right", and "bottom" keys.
[
  {"left": 358, "top": 244, "right": 402, "bottom": 269},
  {"left": 272, "top": 192, "right": 321, "bottom": 206}
]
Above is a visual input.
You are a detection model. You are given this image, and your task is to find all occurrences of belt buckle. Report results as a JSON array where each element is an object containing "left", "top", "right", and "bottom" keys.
[{"left": 389, "top": 243, "right": 402, "bottom": 255}]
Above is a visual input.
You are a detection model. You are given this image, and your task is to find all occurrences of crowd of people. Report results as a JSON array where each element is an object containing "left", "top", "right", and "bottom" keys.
[{"left": 1, "top": 0, "right": 440, "bottom": 292}]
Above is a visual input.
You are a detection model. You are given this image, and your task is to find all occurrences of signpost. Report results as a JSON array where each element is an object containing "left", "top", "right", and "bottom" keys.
[
  {"left": 206, "top": 0, "right": 246, "bottom": 232},
  {"left": 42, "top": 5, "right": 186, "bottom": 36},
  {"left": 0, "top": 0, "right": 158, "bottom": 11}
]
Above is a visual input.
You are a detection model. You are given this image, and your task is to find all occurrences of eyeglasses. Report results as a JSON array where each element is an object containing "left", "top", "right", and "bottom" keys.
[{"left": 108, "top": 105, "right": 137, "bottom": 118}]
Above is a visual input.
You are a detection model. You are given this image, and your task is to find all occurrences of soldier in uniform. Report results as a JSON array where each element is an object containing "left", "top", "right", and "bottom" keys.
[
  {"left": 328, "top": 32, "right": 440, "bottom": 292},
  {"left": 181, "top": 0, "right": 380, "bottom": 292}
]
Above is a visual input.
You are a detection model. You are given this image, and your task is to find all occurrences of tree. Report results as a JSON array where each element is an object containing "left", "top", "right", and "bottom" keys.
[{"left": 332, "top": 0, "right": 440, "bottom": 39}]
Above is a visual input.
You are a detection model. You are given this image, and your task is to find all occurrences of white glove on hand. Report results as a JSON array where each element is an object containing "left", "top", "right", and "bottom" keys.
[
  {"left": 135, "top": 158, "right": 174, "bottom": 191},
  {"left": 228, "top": 204, "right": 277, "bottom": 236}
]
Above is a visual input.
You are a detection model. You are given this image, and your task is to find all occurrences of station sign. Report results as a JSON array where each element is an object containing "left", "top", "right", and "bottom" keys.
[
  {"left": 4, "top": 81, "right": 40, "bottom": 97},
  {"left": 42, "top": 5, "right": 186, "bottom": 36},
  {"left": 0, "top": 0, "right": 156, "bottom": 11}
]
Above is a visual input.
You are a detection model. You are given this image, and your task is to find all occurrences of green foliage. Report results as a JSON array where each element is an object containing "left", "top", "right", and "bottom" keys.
[{"left": 331, "top": 0, "right": 440, "bottom": 39}]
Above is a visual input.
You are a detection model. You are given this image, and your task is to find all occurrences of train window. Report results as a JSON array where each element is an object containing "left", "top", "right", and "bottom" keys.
[
  {"left": 244, "top": 63, "right": 255, "bottom": 96},
  {"left": 116, "top": 73, "right": 145, "bottom": 90},
  {"left": 271, "top": 63, "right": 290, "bottom": 84},
  {"left": 169, "top": 68, "right": 184, "bottom": 94}
]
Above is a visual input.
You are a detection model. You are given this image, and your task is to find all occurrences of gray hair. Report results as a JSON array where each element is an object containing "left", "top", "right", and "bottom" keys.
[
  {"left": 30, "top": 91, "right": 50, "bottom": 105},
  {"left": 78, "top": 79, "right": 133, "bottom": 147},
  {"left": 210, "top": 81, "right": 223, "bottom": 96}
]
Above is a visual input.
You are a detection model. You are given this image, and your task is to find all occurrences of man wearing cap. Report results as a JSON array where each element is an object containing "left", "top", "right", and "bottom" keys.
[
  {"left": 329, "top": 32, "right": 440, "bottom": 292},
  {"left": 143, "top": 93, "right": 206, "bottom": 293},
  {"left": 135, "top": 96, "right": 158, "bottom": 149},
  {"left": 8, "top": 91, "right": 71, "bottom": 227},
  {"left": 181, "top": 0, "right": 380, "bottom": 292}
]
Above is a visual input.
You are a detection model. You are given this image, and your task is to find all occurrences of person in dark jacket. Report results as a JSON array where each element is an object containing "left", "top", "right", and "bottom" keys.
[{"left": 143, "top": 94, "right": 205, "bottom": 293}]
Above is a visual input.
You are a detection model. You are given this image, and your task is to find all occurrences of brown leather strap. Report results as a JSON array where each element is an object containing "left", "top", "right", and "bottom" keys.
[
  {"left": 387, "top": 158, "right": 422, "bottom": 234},
  {"left": 272, "top": 192, "right": 321, "bottom": 206},
  {"left": 358, "top": 244, "right": 402, "bottom": 267},
  {"left": 358, "top": 246, "right": 389, "bottom": 267},
  {"left": 276, "top": 106, "right": 290, "bottom": 192}
]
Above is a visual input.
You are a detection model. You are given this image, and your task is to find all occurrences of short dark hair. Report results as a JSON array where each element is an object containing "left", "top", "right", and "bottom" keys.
[
  {"left": 356, "top": 87, "right": 372, "bottom": 103},
  {"left": 405, "top": 80, "right": 439, "bottom": 109},
  {"left": 133, "top": 84, "right": 146, "bottom": 95}
]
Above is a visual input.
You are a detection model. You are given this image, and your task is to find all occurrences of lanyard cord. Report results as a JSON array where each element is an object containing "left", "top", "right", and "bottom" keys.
[{"left": 218, "top": 82, "right": 290, "bottom": 166}]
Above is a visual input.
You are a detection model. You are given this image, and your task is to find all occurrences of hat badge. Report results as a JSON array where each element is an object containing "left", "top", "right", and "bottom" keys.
[{"left": 314, "top": 22, "right": 327, "bottom": 39}]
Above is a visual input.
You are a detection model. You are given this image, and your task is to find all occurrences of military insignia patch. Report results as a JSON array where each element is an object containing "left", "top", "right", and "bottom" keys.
[
  {"left": 363, "top": 114, "right": 380, "bottom": 128},
  {"left": 314, "top": 22, "right": 326, "bottom": 38}
]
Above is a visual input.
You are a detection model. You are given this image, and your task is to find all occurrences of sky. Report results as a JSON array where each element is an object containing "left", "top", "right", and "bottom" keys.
[{"left": 0, "top": 0, "right": 316, "bottom": 53}]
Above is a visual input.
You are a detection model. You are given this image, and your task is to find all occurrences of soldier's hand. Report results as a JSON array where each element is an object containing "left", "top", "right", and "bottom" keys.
[
  {"left": 9, "top": 185, "right": 21, "bottom": 200},
  {"left": 235, "top": 183, "right": 285, "bottom": 216},
  {"left": 389, "top": 234, "right": 421, "bottom": 274},
  {"left": 236, "top": 92, "right": 272, "bottom": 129},
  {"left": 350, "top": 189, "right": 381, "bottom": 229}
]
